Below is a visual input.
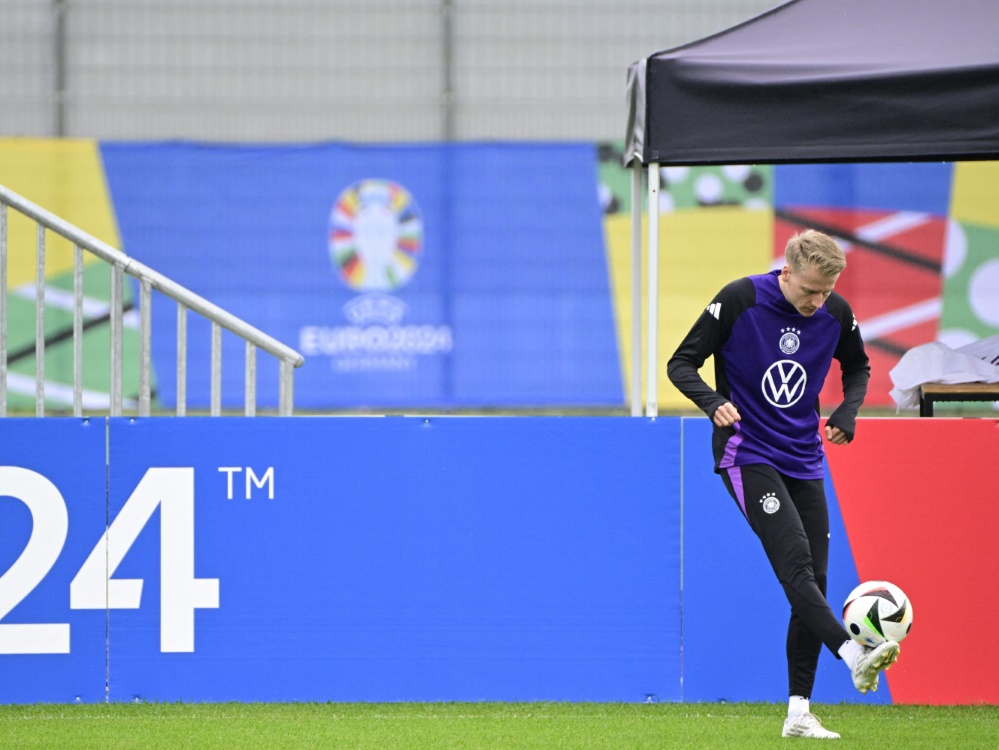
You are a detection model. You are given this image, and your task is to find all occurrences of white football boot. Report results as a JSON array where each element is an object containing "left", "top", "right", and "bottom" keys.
[
  {"left": 852, "top": 640, "right": 900, "bottom": 694},
  {"left": 782, "top": 712, "right": 841, "bottom": 739}
]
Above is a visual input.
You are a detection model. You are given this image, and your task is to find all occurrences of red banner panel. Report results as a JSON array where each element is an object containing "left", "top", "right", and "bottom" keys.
[{"left": 826, "top": 418, "right": 999, "bottom": 704}]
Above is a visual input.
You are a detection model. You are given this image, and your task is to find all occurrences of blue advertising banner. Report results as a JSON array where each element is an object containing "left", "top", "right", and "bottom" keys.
[
  {"left": 100, "top": 143, "right": 621, "bottom": 410},
  {"left": 0, "top": 419, "right": 106, "bottom": 703},
  {"left": 104, "top": 417, "right": 680, "bottom": 702},
  {"left": 0, "top": 417, "right": 970, "bottom": 704},
  {"left": 774, "top": 162, "right": 953, "bottom": 214}
]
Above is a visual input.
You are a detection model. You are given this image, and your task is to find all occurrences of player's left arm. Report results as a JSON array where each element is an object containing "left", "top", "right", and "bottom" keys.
[{"left": 825, "top": 294, "right": 870, "bottom": 444}]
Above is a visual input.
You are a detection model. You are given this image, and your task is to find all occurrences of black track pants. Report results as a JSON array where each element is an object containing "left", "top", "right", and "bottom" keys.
[{"left": 721, "top": 463, "right": 851, "bottom": 699}]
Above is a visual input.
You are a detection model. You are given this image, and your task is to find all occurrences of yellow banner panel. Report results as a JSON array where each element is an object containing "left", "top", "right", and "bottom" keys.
[
  {"left": 604, "top": 207, "right": 773, "bottom": 409},
  {"left": 0, "top": 138, "right": 121, "bottom": 288}
]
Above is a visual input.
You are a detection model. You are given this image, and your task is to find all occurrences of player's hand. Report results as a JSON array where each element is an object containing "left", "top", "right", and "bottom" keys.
[
  {"left": 825, "top": 425, "right": 850, "bottom": 445},
  {"left": 713, "top": 402, "right": 741, "bottom": 427}
]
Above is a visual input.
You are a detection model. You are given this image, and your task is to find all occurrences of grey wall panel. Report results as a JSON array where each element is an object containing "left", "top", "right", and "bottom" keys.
[
  {"left": 0, "top": 0, "right": 778, "bottom": 141},
  {"left": 0, "top": 0, "right": 56, "bottom": 135}
]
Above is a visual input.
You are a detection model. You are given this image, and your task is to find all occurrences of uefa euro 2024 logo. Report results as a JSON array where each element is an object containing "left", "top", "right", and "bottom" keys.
[
  {"left": 328, "top": 179, "right": 423, "bottom": 292},
  {"left": 302, "top": 179, "right": 452, "bottom": 373}
]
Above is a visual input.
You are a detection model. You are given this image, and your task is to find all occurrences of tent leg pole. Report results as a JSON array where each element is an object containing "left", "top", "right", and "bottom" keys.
[
  {"left": 645, "top": 162, "right": 659, "bottom": 417},
  {"left": 630, "top": 162, "right": 643, "bottom": 417}
]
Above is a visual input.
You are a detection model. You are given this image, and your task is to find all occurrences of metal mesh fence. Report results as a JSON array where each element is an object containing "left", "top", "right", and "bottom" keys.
[
  {"left": 0, "top": 0, "right": 778, "bottom": 142},
  {"left": 0, "top": 0, "right": 56, "bottom": 135}
]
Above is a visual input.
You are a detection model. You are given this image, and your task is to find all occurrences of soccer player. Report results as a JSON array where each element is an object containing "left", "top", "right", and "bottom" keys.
[{"left": 667, "top": 229, "right": 900, "bottom": 740}]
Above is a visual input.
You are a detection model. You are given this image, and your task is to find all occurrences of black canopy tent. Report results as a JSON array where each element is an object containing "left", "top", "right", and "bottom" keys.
[
  {"left": 626, "top": 0, "right": 999, "bottom": 166},
  {"left": 623, "top": 0, "right": 999, "bottom": 415}
]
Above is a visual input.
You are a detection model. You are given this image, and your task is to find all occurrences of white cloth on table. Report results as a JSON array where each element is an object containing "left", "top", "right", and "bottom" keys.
[{"left": 889, "top": 334, "right": 999, "bottom": 409}]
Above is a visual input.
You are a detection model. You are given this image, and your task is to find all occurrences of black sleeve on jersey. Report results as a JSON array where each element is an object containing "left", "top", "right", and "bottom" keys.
[
  {"left": 824, "top": 293, "right": 870, "bottom": 441},
  {"left": 667, "top": 277, "right": 756, "bottom": 420}
]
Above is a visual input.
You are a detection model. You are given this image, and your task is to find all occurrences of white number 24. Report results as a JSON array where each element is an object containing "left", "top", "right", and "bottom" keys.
[{"left": 0, "top": 467, "right": 219, "bottom": 655}]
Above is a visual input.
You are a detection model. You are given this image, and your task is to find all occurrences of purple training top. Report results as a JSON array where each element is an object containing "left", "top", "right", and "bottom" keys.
[{"left": 667, "top": 270, "right": 870, "bottom": 480}]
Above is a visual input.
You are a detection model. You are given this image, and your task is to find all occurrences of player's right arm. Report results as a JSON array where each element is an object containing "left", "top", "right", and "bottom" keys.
[
  {"left": 711, "top": 401, "right": 741, "bottom": 427},
  {"left": 667, "top": 278, "right": 753, "bottom": 422}
]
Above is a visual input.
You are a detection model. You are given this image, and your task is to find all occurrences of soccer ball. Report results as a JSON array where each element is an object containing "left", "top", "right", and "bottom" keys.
[{"left": 843, "top": 580, "right": 913, "bottom": 646}]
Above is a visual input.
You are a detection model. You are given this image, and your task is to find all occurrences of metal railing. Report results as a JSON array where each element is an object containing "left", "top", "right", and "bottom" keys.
[{"left": 0, "top": 184, "right": 304, "bottom": 417}]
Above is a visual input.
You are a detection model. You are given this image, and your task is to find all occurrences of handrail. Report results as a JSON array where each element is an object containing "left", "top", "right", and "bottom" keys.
[
  {"left": 0, "top": 183, "right": 304, "bottom": 416},
  {"left": 0, "top": 184, "right": 303, "bottom": 368}
]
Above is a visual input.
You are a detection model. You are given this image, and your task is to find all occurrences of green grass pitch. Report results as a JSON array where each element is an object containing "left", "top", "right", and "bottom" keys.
[{"left": 0, "top": 702, "right": 995, "bottom": 749}]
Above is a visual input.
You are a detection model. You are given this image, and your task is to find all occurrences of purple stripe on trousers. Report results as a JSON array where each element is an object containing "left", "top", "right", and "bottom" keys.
[
  {"left": 720, "top": 422, "right": 743, "bottom": 469},
  {"left": 726, "top": 466, "right": 748, "bottom": 518}
]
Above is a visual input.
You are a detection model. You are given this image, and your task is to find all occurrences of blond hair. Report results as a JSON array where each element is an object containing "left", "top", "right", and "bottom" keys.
[{"left": 785, "top": 229, "right": 846, "bottom": 277}]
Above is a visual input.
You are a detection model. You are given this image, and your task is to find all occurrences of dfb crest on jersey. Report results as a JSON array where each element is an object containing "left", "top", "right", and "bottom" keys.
[{"left": 779, "top": 327, "right": 801, "bottom": 354}]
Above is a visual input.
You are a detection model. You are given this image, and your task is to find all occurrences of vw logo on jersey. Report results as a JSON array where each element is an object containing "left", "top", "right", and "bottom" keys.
[{"left": 762, "top": 359, "right": 807, "bottom": 408}]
